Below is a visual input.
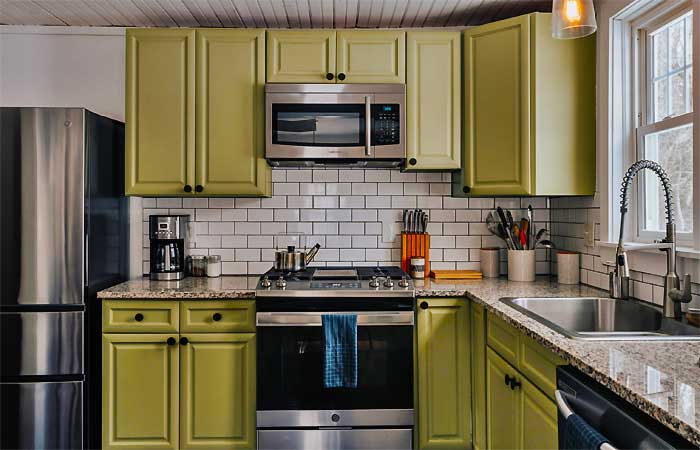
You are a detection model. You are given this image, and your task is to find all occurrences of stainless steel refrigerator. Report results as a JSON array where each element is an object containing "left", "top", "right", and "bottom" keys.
[{"left": 1, "top": 108, "right": 128, "bottom": 449}]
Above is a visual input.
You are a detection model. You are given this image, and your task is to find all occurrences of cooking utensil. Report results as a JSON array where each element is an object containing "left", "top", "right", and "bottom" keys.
[
  {"left": 273, "top": 243, "right": 321, "bottom": 272},
  {"left": 513, "top": 224, "right": 521, "bottom": 250},
  {"left": 520, "top": 219, "right": 529, "bottom": 249},
  {"left": 537, "top": 239, "right": 555, "bottom": 249},
  {"left": 527, "top": 205, "right": 534, "bottom": 249},
  {"left": 496, "top": 207, "right": 516, "bottom": 249},
  {"left": 535, "top": 228, "right": 548, "bottom": 245}
]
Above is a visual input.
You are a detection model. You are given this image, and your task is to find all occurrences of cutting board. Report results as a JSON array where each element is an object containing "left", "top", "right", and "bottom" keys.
[{"left": 429, "top": 270, "right": 482, "bottom": 280}]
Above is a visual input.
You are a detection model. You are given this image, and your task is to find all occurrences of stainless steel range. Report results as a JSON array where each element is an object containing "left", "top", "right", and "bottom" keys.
[{"left": 255, "top": 266, "right": 415, "bottom": 450}]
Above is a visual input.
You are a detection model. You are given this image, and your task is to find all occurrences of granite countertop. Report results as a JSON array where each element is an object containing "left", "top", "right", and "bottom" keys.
[{"left": 99, "top": 275, "right": 700, "bottom": 445}]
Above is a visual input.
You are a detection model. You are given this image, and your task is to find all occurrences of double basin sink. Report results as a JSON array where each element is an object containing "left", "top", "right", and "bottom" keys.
[{"left": 500, "top": 297, "right": 700, "bottom": 341}]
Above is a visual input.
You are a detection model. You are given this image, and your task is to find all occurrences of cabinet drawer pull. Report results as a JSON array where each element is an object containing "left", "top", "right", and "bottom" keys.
[
  {"left": 337, "top": 73, "right": 346, "bottom": 81},
  {"left": 167, "top": 337, "right": 176, "bottom": 346},
  {"left": 409, "top": 158, "right": 417, "bottom": 166},
  {"left": 508, "top": 376, "right": 521, "bottom": 390},
  {"left": 212, "top": 312, "right": 222, "bottom": 322},
  {"left": 184, "top": 184, "right": 192, "bottom": 193},
  {"left": 195, "top": 185, "right": 203, "bottom": 193},
  {"left": 504, "top": 374, "right": 513, "bottom": 386},
  {"left": 463, "top": 186, "right": 471, "bottom": 194},
  {"left": 134, "top": 313, "right": 144, "bottom": 322},
  {"left": 180, "top": 337, "right": 189, "bottom": 346},
  {"left": 420, "top": 301, "right": 429, "bottom": 310},
  {"left": 326, "top": 73, "right": 334, "bottom": 80}
]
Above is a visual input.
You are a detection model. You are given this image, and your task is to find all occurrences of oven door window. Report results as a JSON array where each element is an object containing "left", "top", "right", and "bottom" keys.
[
  {"left": 272, "top": 104, "right": 366, "bottom": 147},
  {"left": 258, "top": 325, "right": 413, "bottom": 410}
]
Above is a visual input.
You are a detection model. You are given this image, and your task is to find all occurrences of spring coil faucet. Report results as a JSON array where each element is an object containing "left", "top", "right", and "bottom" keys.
[{"left": 611, "top": 160, "right": 692, "bottom": 319}]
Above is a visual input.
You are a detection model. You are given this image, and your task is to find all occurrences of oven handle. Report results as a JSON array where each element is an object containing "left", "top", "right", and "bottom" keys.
[
  {"left": 256, "top": 311, "right": 414, "bottom": 326},
  {"left": 365, "top": 95, "right": 372, "bottom": 157}
]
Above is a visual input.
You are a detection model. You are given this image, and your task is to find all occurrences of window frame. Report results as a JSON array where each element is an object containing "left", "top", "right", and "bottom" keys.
[{"left": 633, "top": 5, "right": 695, "bottom": 245}]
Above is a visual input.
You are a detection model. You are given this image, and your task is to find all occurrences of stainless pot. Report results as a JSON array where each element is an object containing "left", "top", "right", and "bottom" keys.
[{"left": 273, "top": 243, "right": 321, "bottom": 272}]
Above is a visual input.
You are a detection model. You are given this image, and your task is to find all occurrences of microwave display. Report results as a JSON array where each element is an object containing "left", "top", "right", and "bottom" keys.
[{"left": 372, "top": 104, "right": 400, "bottom": 145}]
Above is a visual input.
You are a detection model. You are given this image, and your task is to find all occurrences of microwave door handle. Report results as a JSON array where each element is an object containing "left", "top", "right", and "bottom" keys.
[{"left": 365, "top": 96, "right": 371, "bottom": 156}]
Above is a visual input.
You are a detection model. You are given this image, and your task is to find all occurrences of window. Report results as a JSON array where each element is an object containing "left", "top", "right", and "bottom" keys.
[{"left": 636, "top": 8, "right": 694, "bottom": 242}]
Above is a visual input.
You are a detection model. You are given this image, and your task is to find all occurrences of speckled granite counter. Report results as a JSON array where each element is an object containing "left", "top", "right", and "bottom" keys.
[
  {"left": 99, "top": 275, "right": 700, "bottom": 445},
  {"left": 97, "top": 276, "right": 258, "bottom": 299},
  {"left": 416, "top": 277, "right": 700, "bottom": 447}
]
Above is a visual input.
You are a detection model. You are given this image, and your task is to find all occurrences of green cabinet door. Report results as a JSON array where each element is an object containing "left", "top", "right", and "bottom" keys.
[
  {"left": 126, "top": 29, "right": 195, "bottom": 196},
  {"left": 416, "top": 298, "right": 471, "bottom": 449},
  {"left": 266, "top": 30, "right": 336, "bottom": 83},
  {"left": 102, "top": 334, "right": 179, "bottom": 450},
  {"left": 471, "top": 302, "right": 487, "bottom": 450},
  {"left": 519, "top": 377, "right": 558, "bottom": 450},
  {"left": 336, "top": 30, "right": 405, "bottom": 83},
  {"left": 486, "top": 348, "right": 518, "bottom": 450},
  {"left": 406, "top": 31, "right": 461, "bottom": 171},
  {"left": 462, "top": 15, "right": 531, "bottom": 195},
  {"left": 196, "top": 29, "right": 271, "bottom": 197},
  {"left": 180, "top": 333, "right": 256, "bottom": 450}
]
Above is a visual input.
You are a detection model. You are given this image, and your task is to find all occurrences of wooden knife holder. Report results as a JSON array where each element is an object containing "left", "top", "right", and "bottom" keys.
[{"left": 401, "top": 232, "right": 430, "bottom": 276}]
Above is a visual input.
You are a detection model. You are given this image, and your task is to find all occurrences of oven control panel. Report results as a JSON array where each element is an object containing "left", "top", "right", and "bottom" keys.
[{"left": 372, "top": 104, "right": 400, "bottom": 146}]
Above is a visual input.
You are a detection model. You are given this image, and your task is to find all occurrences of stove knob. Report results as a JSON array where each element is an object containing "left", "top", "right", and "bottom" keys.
[
  {"left": 369, "top": 276, "right": 380, "bottom": 288},
  {"left": 261, "top": 276, "right": 272, "bottom": 288},
  {"left": 276, "top": 276, "right": 287, "bottom": 288},
  {"left": 383, "top": 278, "right": 394, "bottom": 288},
  {"left": 398, "top": 277, "right": 410, "bottom": 288}
]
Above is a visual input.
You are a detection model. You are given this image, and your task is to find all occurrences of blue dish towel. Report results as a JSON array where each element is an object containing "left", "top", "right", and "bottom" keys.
[
  {"left": 563, "top": 413, "right": 610, "bottom": 450},
  {"left": 322, "top": 314, "right": 358, "bottom": 389}
]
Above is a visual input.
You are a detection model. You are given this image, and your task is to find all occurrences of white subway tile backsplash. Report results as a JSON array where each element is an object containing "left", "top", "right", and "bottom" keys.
[
  {"left": 286, "top": 169, "right": 312, "bottom": 182},
  {"left": 314, "top": 196, "right": 339, "bottom": 209},
  {"left": 260, "top": 222, "right": 286, "bottom": 234},
  {"left": 221, "top": 209, "right": 247, "bottom": 221},
  {"left": 183, "top": 198, "right": 208, "bottom": 208},
  {"left": 288, "top": 196, "right": 313, "bottom": 208},
  {"left": 326, "top": 209, "right": 351, "bottom": 222},
  {"left": 208, "top": 198, "right": 235, "bottom": 208},
  {"left": 235, "top": 222, "right": 261, "bottom": 235},
  {"left": 313, "top": 170, "right": 339, "bottom": 182},
  {"left": 196, "top": 209, "right": 222, "bottom": 221},
  {"left": 209, "top": 222, "right": 235, "bottom": 235},
  {"left": 326, "top": 183, "right": 352, "bottom": 195},
  {"left": 352, "top": 183, "right": 378, "bottom": 195}
]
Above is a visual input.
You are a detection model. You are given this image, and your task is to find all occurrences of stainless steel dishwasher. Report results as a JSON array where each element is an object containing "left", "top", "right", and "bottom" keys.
[{"left": 556, "top": 366, "right": 698, "bottom": 449}]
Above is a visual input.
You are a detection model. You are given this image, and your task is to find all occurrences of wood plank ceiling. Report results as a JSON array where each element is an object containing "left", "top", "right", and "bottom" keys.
[{"left": 0, "top": 0, "right": 552, "bottom": 28}]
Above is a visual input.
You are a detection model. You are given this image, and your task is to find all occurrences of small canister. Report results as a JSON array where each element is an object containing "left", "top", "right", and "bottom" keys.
[
  {"left": 557, "top": 251, "right": 580, "bottom": 284},
  {"left": 207, "top": 255, "right": 222, "bottom": 278},
  {"left": 410, "top": 257, "right": 425, "bottom": 279},
  {"left": 480, "top": 247, "right": 500, "bottom": 278},
  {"left": 191, "top": 255, "right": 208, "bottom": 277}
]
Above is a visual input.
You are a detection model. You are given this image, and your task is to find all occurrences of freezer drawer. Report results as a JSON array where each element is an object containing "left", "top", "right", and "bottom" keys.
[
  {"left": 0, "top": 381, "right": 83, "bottom": 449},
  {"left": 0, "top": 311, "right": 83, "bottom": 377},
  {"left": 257, "top": 429, "right": 412, "bottom": 450}
]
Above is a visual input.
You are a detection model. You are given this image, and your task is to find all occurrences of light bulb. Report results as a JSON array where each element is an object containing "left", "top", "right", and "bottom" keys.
[
  {"left": 564, "top": 0, "right": 582, "bottom": 23},
  {"left": 552, "top": 0, "right": 597, "bottom": 39}
]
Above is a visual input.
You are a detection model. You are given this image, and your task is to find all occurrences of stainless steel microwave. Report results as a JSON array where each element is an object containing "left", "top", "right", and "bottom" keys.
[{"left": 265, "top": 84, "right": 405, "bottom": 167}]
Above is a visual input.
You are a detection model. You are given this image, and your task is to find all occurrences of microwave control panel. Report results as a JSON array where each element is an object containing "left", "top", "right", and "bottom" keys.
[{"left": 371, "top": 104, "right": 400, "bottom": 146}]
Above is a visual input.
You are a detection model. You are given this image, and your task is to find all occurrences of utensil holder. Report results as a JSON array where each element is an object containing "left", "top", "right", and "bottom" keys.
[
  {"left": 401, "top": 233, "right": 430, "bottom": 277},
  {"left": 507, "top": 250, "right": 535, "bottom": 282}
]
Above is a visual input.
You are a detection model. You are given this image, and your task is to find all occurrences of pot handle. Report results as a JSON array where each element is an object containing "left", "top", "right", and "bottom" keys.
[{"left": 305, "top": 243, "right": 321, "bottom": 265}]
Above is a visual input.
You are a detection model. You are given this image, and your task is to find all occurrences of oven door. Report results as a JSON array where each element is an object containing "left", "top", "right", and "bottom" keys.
[
  {"left": 266, "top": 93, "right": 373, "bottom": 159},
  {"left": 256, "top": 311, "right": 414, "bottom": 428}
]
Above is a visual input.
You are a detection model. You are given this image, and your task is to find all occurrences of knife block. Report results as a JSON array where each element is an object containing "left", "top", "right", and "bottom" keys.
[{"left": 401, "top": 233, "right": 430, "bottom": 277}]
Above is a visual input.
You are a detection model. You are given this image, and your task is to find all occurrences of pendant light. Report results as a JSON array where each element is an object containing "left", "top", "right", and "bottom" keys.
[{"left": 552, "top": 0, "right": 597, "bottom": 39}]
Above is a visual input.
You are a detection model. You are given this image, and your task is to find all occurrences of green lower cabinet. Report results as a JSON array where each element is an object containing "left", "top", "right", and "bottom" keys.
[
  {"left": 180, "top": 333, "right": 256, "bottom": 450},
  {"left": 102, "top": 334, "right": 180, "bottom": 450},
  {"left": 470, "top": 302, "right": 487, "bottom": 450},
  {"left": 520, "top": 376, "right": 558, "bottom": 450},
  {"left": 416, "top": 298, "right": 471, "bottom": 449}
]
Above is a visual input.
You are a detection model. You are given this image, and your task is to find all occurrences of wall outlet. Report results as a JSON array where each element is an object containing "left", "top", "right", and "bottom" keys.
[{"left": 584, "top": 223, "right": 595, "bottom": 247}]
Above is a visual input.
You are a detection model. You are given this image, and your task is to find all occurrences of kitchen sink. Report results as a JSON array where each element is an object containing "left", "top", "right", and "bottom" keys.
[{"left": 500, "top": 297, "right": 700, "bottom": 341}]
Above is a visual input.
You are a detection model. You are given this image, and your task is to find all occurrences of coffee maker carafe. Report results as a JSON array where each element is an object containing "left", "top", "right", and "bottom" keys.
[{"left": 149, "top": 215, "right": 188, "bottom": 280}]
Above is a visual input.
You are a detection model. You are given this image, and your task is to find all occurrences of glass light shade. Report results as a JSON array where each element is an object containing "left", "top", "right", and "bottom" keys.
[{"left": 552, "top": 0, "right": 597, "bottom": 39}]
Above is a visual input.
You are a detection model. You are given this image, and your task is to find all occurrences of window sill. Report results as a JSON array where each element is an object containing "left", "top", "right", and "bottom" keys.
[{"left": 597, "top": 241, "right": 700, "bottom": 260}]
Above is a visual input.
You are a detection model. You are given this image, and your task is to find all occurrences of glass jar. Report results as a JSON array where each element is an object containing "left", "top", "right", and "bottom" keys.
[
  {"left": 191, "top": 255, "right": 208, "bottom": 277},
  {"left": 207, "top": 255, "right": 222, "bottom": 278}
]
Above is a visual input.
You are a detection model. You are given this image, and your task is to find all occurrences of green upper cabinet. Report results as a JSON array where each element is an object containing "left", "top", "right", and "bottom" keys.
[
  {"left": 126, "top": 28, "right": 271, "bottom": 197},
  {"left": 267, "top": 30, "right": 405, "bottom": 83},
  {"left": 416, "top": 298, "right": 471, "bottom": 449},
  {"left": 336, "top": 30, "right": 405, "bottom": 83},
  {"left": 196, "top": 29, "right": 271, "bottom": 197},
  {"left": 126, "top": 29, "right": 195, "bottom": 196},
  {"left": 180, "top": 333, "right": 256, "bottom": 450},
  {"left": 406, "top": 31, "right": 461, "bottom": 171},
  {"left": 266, "top": 30, "right": 336, "bottom": 83},
  {"left": 102, "top": 333, "right": 179, "bottom": 450},
  {"left": 455, "top": 13, "right": 595, "bottom": 196}
]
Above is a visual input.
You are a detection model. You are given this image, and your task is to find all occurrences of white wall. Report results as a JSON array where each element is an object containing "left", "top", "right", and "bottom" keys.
[
  {"left": 0, "top": 26, "right": 125, "bottom": 121},
  {"left": 1, "top": 25, "right": 143, "bottom": 278}
]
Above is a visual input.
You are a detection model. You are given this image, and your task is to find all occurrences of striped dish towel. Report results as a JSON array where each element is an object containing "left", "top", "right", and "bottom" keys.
[{"left": 322, "top": 314, "right": 358, "bottom": 389}]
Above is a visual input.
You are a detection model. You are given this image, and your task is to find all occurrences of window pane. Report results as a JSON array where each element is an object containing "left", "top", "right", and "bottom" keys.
[
  {"left": 653, "top": 29, "right": 668, "bottom": 78},
  {"left": 642, "top": 123, "right": 693, "bottom": 233},
  {"left": 686, "top": 15, "right": 693, "bottom": 66},
  {"left": 669, "top": 20, "right": 684, "bottom": 70},
  {"left": 654, "top": 78, "right": 669, "bottom": 121},
  {"left": 670, "top": 71, "right": 686, "bottom": 116}
]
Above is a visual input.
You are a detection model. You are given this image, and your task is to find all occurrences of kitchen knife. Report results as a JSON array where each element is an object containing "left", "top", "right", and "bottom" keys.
[
  {"left": 527, "top": 205, "right": 533, "bottom": 250},
  {"left": 403, "top": 209, "right": 409, "bottom": 233},
  {"left": 496, "top": 207, "right": 515, "bottom": 249}
]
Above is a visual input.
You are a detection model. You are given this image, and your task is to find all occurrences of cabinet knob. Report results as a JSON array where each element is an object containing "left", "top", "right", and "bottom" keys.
[
  {"left": 134, "top": 313, "right": 144, "bottom": 322},
  {"left": 180, "top": 337, "right": 189, "bottom": 346},
  {"left": 195, "top": 185, "right": 203, "bottom": 193},
  {"left": 463, "top": 186, "right": 471, "bottom": 194},
  {"left": 184, "top": 184, "right": 192, "bottom": 193},
  {"left": 167, "top": 337, "right": 176, "bottom": 346},
  {"left": 326, "top": 73, "right": 334, "bottom": 80},
  {"left": 505, "top": 375, "right": 521, "bottom": 390},
  {"left": 420, "top": 301, "right": 429, "bottom": 310},
  {"left": 213, "top": 312, "right": 222, "bottom": 322},
  {"left": 337, "top": 73, "right": 346, "bottom": 81},
  {"left": 409, "top": 158, "right": 417, "bottom": 166}
]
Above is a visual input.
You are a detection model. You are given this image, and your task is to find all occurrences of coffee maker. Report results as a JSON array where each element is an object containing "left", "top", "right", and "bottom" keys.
[{"left": 149, "top": 215, "right": 188, "bottom": 280}]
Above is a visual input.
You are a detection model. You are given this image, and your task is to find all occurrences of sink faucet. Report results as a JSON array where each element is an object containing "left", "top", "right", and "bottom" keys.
[{"left": 610, "top": 160, "right": 692, "bottom": 319}]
